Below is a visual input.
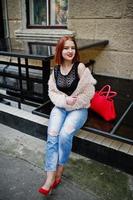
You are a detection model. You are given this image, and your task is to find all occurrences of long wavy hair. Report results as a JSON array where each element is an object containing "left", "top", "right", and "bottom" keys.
[{"left": 54, "top": 35, "right": 80, "bottom": 65}]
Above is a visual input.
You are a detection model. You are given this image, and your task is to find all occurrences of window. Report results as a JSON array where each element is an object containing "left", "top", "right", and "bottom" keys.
[
  {"left": 26, "top": 0, "right": 68, "bottom": 28},
  {"left": 29, "top": 42, "right": 56, "bottom": 56}
]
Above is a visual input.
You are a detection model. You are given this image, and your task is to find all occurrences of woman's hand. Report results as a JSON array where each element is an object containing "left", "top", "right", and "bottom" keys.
[{"left": 66, "top": 96, "right": 77, "bottom": 105}]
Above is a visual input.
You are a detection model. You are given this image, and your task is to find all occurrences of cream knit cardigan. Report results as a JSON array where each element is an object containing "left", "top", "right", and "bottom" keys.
[{"left": 48, "top": 67, "right": 97, "bottom": 111}]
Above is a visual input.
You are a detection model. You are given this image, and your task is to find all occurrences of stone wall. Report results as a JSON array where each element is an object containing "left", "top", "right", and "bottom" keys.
[
  {"left": 68, "top": 0, "right": 133, "bottom": 79},
  {"left": 7, "top": 0, "right": 22, "bottom": 38},
  {"left": 5, "top": 0, "right": 133, "bottom": 79}
]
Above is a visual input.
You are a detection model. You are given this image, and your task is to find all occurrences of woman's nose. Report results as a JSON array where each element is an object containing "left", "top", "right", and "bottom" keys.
[{"left": 69, "top": 48, "right": 72, "bottom": 52}]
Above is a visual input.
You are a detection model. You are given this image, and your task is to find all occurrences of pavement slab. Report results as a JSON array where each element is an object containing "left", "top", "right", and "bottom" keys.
[
  {"left": 0, "top": 152, "right": 97, "bottom": 200},
  {"left": 0, "top": 123, "right": 133, "bottom": 200}
]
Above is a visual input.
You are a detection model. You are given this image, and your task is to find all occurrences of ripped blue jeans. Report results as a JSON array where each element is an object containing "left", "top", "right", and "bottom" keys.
[{"left": 45, "top": 106, "right": 88, "bottom": 171}]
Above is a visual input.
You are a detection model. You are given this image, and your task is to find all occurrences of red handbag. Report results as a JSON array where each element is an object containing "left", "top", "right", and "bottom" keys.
[{"left": 90, "top": 85, "right": 117, "bottom": 121}]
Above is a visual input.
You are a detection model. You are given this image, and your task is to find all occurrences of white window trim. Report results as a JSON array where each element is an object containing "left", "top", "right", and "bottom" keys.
[
  {"left": 15, "top": 0, "right": 74, "bottom": 41},
  {"left": 47, "top": 0, "right": 49, "bottom": 25}
]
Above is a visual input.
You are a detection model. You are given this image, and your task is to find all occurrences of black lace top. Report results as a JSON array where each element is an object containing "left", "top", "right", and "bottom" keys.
[{"left": 54, "top": 62, "right": 80, "bottom": 96}]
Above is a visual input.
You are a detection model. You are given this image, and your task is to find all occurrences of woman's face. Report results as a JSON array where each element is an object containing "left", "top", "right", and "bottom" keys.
[{"left": 62, "top": 39, "right": 76, "bottom": 62}]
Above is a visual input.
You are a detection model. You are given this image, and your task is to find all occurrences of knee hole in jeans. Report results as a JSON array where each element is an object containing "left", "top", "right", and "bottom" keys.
[
  {"left": 48, "top": 130, "right": 58, "bottom": 136},
  {"left": 64, "top": 125, "right": 75, "bottom": 134}
]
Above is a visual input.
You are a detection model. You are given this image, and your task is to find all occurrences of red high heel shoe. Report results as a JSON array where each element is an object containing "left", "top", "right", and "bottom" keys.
[
  {"left": 52, "top": 178, "right": 61, "bottom": 189},
  {"left": 38, "top": 185, "right": 52, "bottom": 196}
]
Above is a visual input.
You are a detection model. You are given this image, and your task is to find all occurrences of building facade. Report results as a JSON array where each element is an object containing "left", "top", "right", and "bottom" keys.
[{"left": 0, "top": 0, "right": 133, "bottom": 79}]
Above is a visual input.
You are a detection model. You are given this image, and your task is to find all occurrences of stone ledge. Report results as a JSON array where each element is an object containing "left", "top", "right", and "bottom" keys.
[{"left": 15, "top": 29, "right": 75, "bottom": 40}]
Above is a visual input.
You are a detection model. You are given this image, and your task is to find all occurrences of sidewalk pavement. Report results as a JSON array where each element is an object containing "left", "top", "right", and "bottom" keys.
[{"left": 0, "top": 122, "right": 133, "bottom": 200}]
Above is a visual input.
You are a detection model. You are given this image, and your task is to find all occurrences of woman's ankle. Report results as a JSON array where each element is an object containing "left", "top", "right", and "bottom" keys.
[
  {"left": 42, "top": 172, "right": 56, "bottom": 189},
  {"left": 55, "top": 175, "right": 61, "bottom": 180},
  {"left": 42, "top": 178, "right": 55, "bottom": 189},
  {"left": 55, "top": 165, "right": 64, "bottom": 180}
]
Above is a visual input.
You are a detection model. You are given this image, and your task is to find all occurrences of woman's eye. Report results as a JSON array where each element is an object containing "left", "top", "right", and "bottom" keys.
[{"left": 63, "top": 47, "right": 75, "bottom": 50}]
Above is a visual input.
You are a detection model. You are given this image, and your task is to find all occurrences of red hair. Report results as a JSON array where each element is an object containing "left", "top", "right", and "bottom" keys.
[{"left": 54, "top": 35, "right": 80, "bottom": 65}]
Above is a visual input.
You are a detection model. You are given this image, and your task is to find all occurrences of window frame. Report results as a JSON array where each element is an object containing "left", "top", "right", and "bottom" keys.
[{"left": 25, "top": 0, "right": 67, "bottom": 29}]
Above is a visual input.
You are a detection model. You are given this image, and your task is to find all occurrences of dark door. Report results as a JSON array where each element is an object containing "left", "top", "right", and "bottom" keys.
[{"left": 0, "top": 0, "right": 4, "bottom": 38}]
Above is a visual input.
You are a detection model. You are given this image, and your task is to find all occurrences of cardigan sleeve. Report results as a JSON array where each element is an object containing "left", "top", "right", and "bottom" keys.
[
  {"left": 48, "top": 70, "right": 67, "bottom": 108},
  {"left": 65, "top": 83, "right": 95, "bottom": 110},
  {"left": 72, "top": 68, "right": 96, "bottom": 109},
  {"left": 72, "top": 83, "right": 95, "bottom": 109}
]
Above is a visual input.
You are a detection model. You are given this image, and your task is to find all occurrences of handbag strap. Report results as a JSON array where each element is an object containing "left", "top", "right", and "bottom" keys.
[
  {"left": 98, "top": 85, "right": 117, "bottom": 99},
  {"left": 100, "top": 91, "right": 117, "bottom": 99},
  {"left": 98, "top": 85, "right": 111, "bottom": 98}
]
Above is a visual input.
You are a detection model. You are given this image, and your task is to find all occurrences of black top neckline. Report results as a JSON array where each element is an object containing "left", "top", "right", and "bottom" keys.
[{"left": 59, "top": 63, "right": 74, "bottom": 77}]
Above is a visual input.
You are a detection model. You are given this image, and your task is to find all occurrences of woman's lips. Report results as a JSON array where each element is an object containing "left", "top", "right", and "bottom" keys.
[{"left": 67, "top": 54, "right": 73, "bottom": 57}]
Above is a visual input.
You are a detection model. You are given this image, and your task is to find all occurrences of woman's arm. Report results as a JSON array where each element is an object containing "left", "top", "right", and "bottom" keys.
[
  {"left": 72, "top": 83, "right": 95, "bottom": 109},
  {"left": 48, "top": 70, "right": 67, "bottom": 108},
  {"left": 78, "top": 62, "right": 86, "bottom": 79},
  {"left": 65, "top": 64, "right": 97, "bottom": 110},
  {"left": 76, "top": 62, "right": 96, "bottom": 107}
]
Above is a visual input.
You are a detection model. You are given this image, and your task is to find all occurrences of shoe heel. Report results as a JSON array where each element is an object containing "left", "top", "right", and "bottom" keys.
[{"left": 52, "top": 178, "right": 61, "bottom": 189}]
